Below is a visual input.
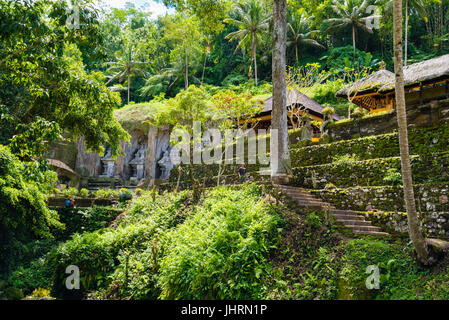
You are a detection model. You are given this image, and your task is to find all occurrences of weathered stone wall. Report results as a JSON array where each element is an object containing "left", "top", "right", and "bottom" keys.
[
  {"left": 328, "top": 98, "right": 449, "bottom": 140},
  {"left": 291, "top": 125, "right": 449, "bottom": 168},
  {"left": 359, "top": 211, "right": 449, "bottom": 239},
  {"left": 309, "top": 184, "right": 449, "bottom": 238},
  {"left": 311, "top": 184, "right": 449, "bottom": 213},
  {"left": 291, "top": 151, "right": 449, "bottom": 189},
  {"left": 47, "top": 132, "right": 78, "bottom": 169}
]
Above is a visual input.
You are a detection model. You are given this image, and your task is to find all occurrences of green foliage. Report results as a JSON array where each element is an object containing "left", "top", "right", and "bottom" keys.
[
  {"left": 332, "top": 153, "right": 359, "bottom": 165},
  {"left": 0, "top": 145, "right": 62, "bottom": 274},
  {"left": 0, "top": 1, "right": 129, "bottom": 157},
  {"left": 3, "top": 287, "right": 24, "bottom": 300},
  {"left": 114, "top": 101, "right": 166, "bottom": 132},
  {"left": 48, "top": 184, "right": 281, "bottom": 300},
  {"left": 54, "top": 207, "right": 123, "bottom": 240},
  {"left": 49, "top": 190, "right": 192, "bottom": 299},
  {"left": 336, "top": 239, "right": 449, "bottom": 300},
  {"left": 6, "top": 258, "right": 53, "bottom": 296},
  {"left": 305, "top": 212, "right": 322, "bottom": 229},
  {"left": 79, "top": 188, "right": 90, "bottom": 198},
  {"left": 62, "top": 187, "right": 79, "bottom": 198},
  {"left": 94, "top": 189, "right": 120, "bottom": 199},
  {"left": 158, "top": 185, "right": 280, "bottom": 299},
  {"left": 383, "top": 168, "right": 402, "bottom": 186}
]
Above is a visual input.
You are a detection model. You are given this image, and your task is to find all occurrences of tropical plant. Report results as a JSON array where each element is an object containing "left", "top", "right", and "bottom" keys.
[
  {"left": 225, "top": 0, "right": 272, "bottom": 86},
  {"left": 392, "top": 0, "right": 429, "bottom": 264},
  {"left": 287, "top": 11, "right": 324, "bottom": 63},
  {"left": 105, "top": 42, "right": 146, "bottom": 104},
  {"left": 325, "top": 0, "right": 380, "bottom": 62},
  {"left": 380, "top": 0, "right": 428, "bottom": 65}
]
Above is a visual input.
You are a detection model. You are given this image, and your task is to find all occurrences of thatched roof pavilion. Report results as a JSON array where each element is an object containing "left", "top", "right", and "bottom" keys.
[
  {"left": 336, "top": 54, "right": 449, "bottom": 113},
  {"left": 248, "top": 89, "right": 340, "bottom": 142},
  {"left": 258, "top": 88, "right": 341, "bottom": 122},
  {"left": 336, "top": 70, "right": 395, "bottom": 98}
]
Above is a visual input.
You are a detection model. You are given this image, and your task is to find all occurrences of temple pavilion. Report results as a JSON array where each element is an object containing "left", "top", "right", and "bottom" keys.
[
  {"left": 336, "top": 54, "right": 449, "bottom": 114},
  {"left": 248, "top": 89, "right": 341, "bottom": 141}
]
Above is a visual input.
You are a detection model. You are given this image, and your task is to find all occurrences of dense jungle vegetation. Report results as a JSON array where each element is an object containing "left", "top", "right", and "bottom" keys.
[{"left": 1, "top": 0, "right": 449, "bottom": 300}]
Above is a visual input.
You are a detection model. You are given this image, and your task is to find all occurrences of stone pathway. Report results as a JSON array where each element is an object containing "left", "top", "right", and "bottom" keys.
[{"left": 276, "top": 185, "right": 389, "bottom": 236}]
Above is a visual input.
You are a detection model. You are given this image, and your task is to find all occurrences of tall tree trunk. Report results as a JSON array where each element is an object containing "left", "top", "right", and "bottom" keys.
[
  {"left": 404, "top": 0, "right": 408, "bottom": 66},
  {"left": 185, "top": 48, "right": 189, "bottom": 89},
  {"left": 201, "top": 52, "right": 207, "bottom": 86},
  {"left": 127, "top": 72, "right": 130, "bottom": 104},
  {"left": 252, "top": 33, "right": 258, "bottom": 87},
  {"left": 393, "top": 0, "right": 429, "bottom": 264},
  {"left": 295, "top": 43, "right": 298, "bottom": 64},
  {"left": 271, "top": 0, "right": 291, "bottom": 180},
  {"left": 352, "top": 24, "right": 356, "bottom": 65}
]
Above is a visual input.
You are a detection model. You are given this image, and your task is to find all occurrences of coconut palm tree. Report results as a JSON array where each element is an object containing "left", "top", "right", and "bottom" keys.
[
  {"left": 325, "top": 0, "right": 379, "bottom": 63},
  {"left": 288, "top": 11, "right": 324, "bottom": 64},
  {"left": 380, "top": 0, "right": 427, "bottom": 65},
  {"left": 105, "top": 43, "right": 146, "bottom": 104},
  {"left": 225, "top": 0, "right": 271, "bottom": 86},
  {"left": 392, "top": 0, "right": 429, "bottom": 264}
]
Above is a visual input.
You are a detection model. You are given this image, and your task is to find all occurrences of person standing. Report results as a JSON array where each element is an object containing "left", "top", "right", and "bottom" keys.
[{"left": 238, "top": 164, "right": 246, "bottom": 183}]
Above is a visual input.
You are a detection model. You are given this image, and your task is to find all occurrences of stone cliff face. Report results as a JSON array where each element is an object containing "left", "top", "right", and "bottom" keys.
[
  {"left": 74, "top": 128, "right": 173, "bottom": 181},
  {"left": 50, "top": 125, "right": 176, "bottom": 186}
]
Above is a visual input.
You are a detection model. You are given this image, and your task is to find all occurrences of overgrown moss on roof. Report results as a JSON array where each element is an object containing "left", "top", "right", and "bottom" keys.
[
  {"left": 114, "top": 101, "right": 166, "bottom": 132},
  {"left": 336, "top": 54, "right": 449, "bottom": 98}
]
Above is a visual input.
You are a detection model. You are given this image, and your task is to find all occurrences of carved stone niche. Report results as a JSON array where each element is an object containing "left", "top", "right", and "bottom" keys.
[
  {"left": 129, "top": 144, "right": 146, "bottom": 181},
  {"left": 100, "top": 147, "right": 115, "bottom": 178}
]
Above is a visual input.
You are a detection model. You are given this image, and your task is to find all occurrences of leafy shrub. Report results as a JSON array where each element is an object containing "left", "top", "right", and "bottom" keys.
[
  {"left": 4, "top": 287, "right": 24, "bottom": 300},
  {"left": 305, "top": 212, "right": 322, "bottom": 229},
  {"left": 6, "top": 257, "right": 53, "bottom": 296},
  {"left": 383, "top": 168, "right": 402, "bottom": 185},
  {"left": 79, "top": 188, "right": 90, "bottom": 198},
  {"left": 30, "top": 288, "right": 51, "bottom": 298},
  {"left": 49, "top": 190, "right": 192, "bottom": 299},
  {"left": 94, "top": 189, "right": 119, "bottom": 199},
  {"left": 54, "top": 207, "right": 123, "bottom": 239},
  {"left": 63, "top": 187, "right": 79, "bottom": 198},
  {"left": 332, "top": 153, "right": 359, "bottom": 164},
  {"left": 334, "top": 239, "right": 449, "bottom": 300},
  {"left": 0, "top": 145, "right": 62, "bottom": 274},
  {"left": 158, "top": 184, "right": 281, "bottom": 299}
]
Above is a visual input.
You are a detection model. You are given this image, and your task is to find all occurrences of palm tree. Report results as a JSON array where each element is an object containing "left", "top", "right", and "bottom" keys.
[
  {"left": 105, "top": 43, "right": 146, "bottom": 104},
  {"left": 288, "top": 11, "right": 324, "bottom": 64},
  {"left": 225, "top": 0, "right": 271, "bottom": 86},
  {"left": 325, "top": 0, "right": 378, "bottom": 63},
  {"left": 392, "top": 0, "right": 429, "bottom": 264},
  {"left": 380, "top": 0, "right": 427, "bottom": 65}
]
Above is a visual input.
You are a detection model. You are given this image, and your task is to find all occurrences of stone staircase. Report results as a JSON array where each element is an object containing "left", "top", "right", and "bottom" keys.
[{"left": 276, "top": 185, "right": 389, "bottom": 236}]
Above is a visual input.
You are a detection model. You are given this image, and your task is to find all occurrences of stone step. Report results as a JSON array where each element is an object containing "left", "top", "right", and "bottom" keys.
[
  {"left": 334, "top": 214, "right": 365, "bottom": 221},
  {"left": 354, "top": 230, "right": 390, "bottom": 236},
  {"left": 276, "top": 184, "right": 389, "bottom": 236},
  {"left": 331, "top": 209, "right": 361, "bottom": 215},
  {"left": 290, "top": 197, "right": 329, "bottom": 205},
  {"left": 283, "top": 192, "right": 316, "bottom": 200},
  {"left": 338, "top": 220, "right": 372, "bottom": 227},
  {"left": 352, "top": 225, "right": 381, "bottom": 232},
  {"left": 293, "top": 202, "right": 325, "bottom": 210}
]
